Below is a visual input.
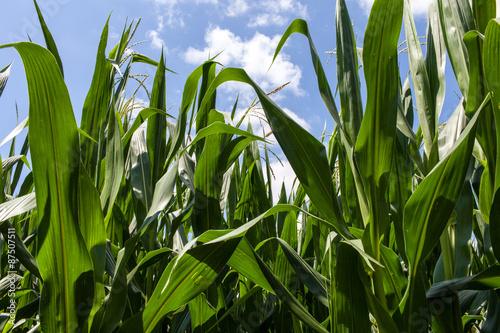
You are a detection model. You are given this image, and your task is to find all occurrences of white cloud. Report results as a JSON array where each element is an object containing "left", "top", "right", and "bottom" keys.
[
  {"left": 358, "top": 0, "right": 431, "bottom": 17},
  {"left": 249, "top": 0, "right": 308, "bottom": 27},
  {"left": 149, "top": 0, "right": 307, "bottom": 28},
  {"left": 147, "top": 30, "right": 165, "bottom": 50},
  {"left": 248, "top": 13, "right": 288, "bottom": 27},
  {"left": 184, "top": 26, "right": 304, "bottom": 101},
  {"left": 226, "top": 0, "right": 249, "bottom": 17}
]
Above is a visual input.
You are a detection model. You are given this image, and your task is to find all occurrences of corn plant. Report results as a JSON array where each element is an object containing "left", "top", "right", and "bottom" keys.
[{"left": 0, "top": 0, "right": 500, "bottom": 332}]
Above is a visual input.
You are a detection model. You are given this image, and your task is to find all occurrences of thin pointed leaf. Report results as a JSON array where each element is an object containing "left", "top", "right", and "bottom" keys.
[
  {"left": 0, "top": 117, "right": 29, "bottom": 148},
  {"left": 33, "top": 0, "right": 64, "bottom": 77},
  {"left": 0, "top": 193, "right": 36, "bottom": 223},
  {"left": 0, "top": 62, "right": 12, "bottom": 98}
]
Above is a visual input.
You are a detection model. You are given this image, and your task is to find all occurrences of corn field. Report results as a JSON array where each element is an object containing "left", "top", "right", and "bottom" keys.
[{"left": 0, "top": 0, "right": 499, "bottom": 332}]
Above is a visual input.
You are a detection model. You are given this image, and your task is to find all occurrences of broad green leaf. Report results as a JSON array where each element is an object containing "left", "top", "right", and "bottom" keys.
[
  {"left": 147, "top": 49, "right": 167, "bottom": 186},
  {"left": 356, "top": 0, "right": 403, "bottom": 306},
  {"left": 192, "top": 110, "right": 223, "bottom": 236},
  {"left": 78, "top": 164, "right": 106, "bottom": 329},
  {"left": 0, "top": 62, "right": 12, "bottom": 98},
  {"left": 425, "top": 0, "right": 446, "bottom": 130},
  {"left": 200, "top": 231, "right": 274, "bottom": 293},
  {"left": 472, "top": 0, "right": 497, "bottom": 34},
  {"left": 129, "top": 130, "right": 153, "bottom": 228},
  {"left": 138, "top": 159, "right": 178, "bottom": 234},
  {"left": 482, "top": 292, "right": 500, "bottom": 333},
  {"left": 189, "top": 293, "right": 217, "bottom": 333},
  {"left": 119, "top": 236, "right": 243, "bottom": 333},
  {"left": 483, "top": 19, "right": 500, "bottom": 191},
  {"left": 80, "top": 17, "right": 113, "bottom": 179},
  {"left": 438, "top": 0, "right": 472, "bottom": 99},
  {"left": 206, "top": 286, "right": 262, "bottom": 332},
  {"left": 336, "top": 0, "right": 363, "bottom": 143},
  {"left": 100, "top": 108, "right": 124, "bottom": 218},
  {"left": 404, "top": 0, "right": 436, "bottom": 157},
  {"left": 464, "top": 30, "right": 496, "bottom": 189},
  {"left": 454, "top": 183, "right": 473, "bottom": 278},
  {"left": 273, "top": 19, "right": 370, "bottom": 223},
  {"left": 33, "top": 0, "right": 64, "bottom": 77},
  {"left": 380, "top": 244, "right": 408, "bottom": 312},
  {"left": 199, "top": 67, "right": 352, "bottom": 239},
  {"left": 333, "top": 241, "right": 372, "bottom": 332},
  {"left": 402, "top": 95, "right": 486, "bottom": 331},
  {"left": 166, "top": 61, "right": 217, "bottom": 166},
  {"left": 404, "top": 98, "right": 484, "bottom": 273},
  {"left": 0, "top": 42, "right": 95, "bottom": 332}
]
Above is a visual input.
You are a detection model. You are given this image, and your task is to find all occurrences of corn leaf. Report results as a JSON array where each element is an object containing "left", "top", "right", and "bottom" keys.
[
  {"left": 199, "top": 67, "right": 352, "bottom": 239},
  {"left": 0, "top": 61, "right": 12, "bottom": 98},
  {"left": 33, "top": 0, "right": 64, "bottom": 77},
  {"left": 0, "top": 42, "right": 95, "bottom": 332}
]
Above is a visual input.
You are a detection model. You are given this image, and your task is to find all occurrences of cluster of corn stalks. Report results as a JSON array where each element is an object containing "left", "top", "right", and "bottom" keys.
[{"left": 0, "top": 0, "right": 499, "bottom": 332}]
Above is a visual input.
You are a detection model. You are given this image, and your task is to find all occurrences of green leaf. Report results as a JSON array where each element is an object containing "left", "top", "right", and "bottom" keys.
[
  {"left": 0, "top": 61, "right": 12, "bottom": 98},
  {"left": 129, "top": 130, "right": 153, "bottom": 228},
  {"left": 404, "top": 97, "right": 484, "bottom": 273},
  {"left": 80, "top": 17, "right": 113, "bottom": 179},
  {"left": 425, "top": 0, "right": 446, "bottom": 129},
  {"left": 253, "top": 245, "right": 329, "bottom": 333},
  {"left": 404, "top": 0, "right": 436, "bottom": 157},
  {"left": 0, "top": 117, "right": 28, "bottom": 148},
  {"left": 189, "top": 293, "right": 217, "bottom": 333},
  {"left": 438, "top": 0, "right": 472, "bottom": 99},
  {"left": 78, "top": 164, "right": 107, "bottom": 329},
  {"left": 402, "top": 94, "right": 487, "bottom": 331},
  {"left": 472, "top": 0, "right": 497, "bottom": 34},
  {"left": 98, "top": 235, "right": 140, "bottom": 333},
  {"left": 100, "top": 109, "right": 124, "bottom": 218},
  {"left": 336, "top": 0, "right": 363, "bottom": 143},
  {"left": 355, "top": 0, "right": 403, "bottom": 307},
  {"left": 427, "top": 265, "right": 500, "bottom": 297},
  {"left": 0, "top": 193, "right": 36, "bottom": 223},
  {"left": 0, "top": 42, "right": 95, "bottom": 332},
  {"left": 199, "top": 231, "right": 274, "bottom": 293},
  {"left": 192, "top": 110, "right": 223, "bottom": 236},
  {"left": 274, "top": 237, "right": 329, "bottom": 307},
  {"left": 0, "top": 221, "right": 41, "bottom": 280},
  {"left": 333, "top": 241, "right": 372, "bottom": 332},
  {"left": 483, "top": 19, "right": 500, "bottom": 191},
  {"left": 122, "top": 107, "right": 169, "bottom": 147},
  {"left": 33, "top": 0, "right": 64, "bottom": 77},
  {"left": 138, "top": 159, "right": 178, "bottom": 235},
  {"left": 147, "top": 49, "right": 167, "bottom": 186},
  {"left": 119, "top": 236, "right": 243, "bottom": 333},
  {"left": 199, "top": 67, "right": 352, "bottom": 239}
]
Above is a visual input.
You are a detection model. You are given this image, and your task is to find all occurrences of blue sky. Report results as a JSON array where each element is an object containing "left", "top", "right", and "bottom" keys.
[{"left": 1, "top": 0, "right": 497, "bottom": 198}]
